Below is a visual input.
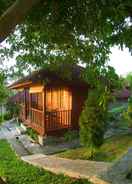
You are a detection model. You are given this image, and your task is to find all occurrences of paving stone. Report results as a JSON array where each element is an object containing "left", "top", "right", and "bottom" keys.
[
  {"left": 18, "top": 133, "right": 80, "bottom": 155},
  {"left": 22, "top": 154, "right": 111, "bottom": 183},
  {"left": 100, "top": 148, "right": 132, "bottom": 184},
  {"left": 7, "top": 138, "right": 29, "bottom": 156}
]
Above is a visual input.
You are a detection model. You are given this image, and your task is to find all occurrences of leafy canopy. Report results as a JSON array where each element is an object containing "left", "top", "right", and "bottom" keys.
[{"left": 0, "top": 0, "right": 132, "bottom": 75}]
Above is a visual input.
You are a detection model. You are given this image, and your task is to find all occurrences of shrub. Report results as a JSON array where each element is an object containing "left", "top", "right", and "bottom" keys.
[
  {"left": 79, "top": 89, "right": 108, "bottom": 158},
  {"left": 0, "top": 115, "right": 3, "bottom": 124},
  {"left": 108, "top": 105, "right": 127, "bottom": 122},
  {"left": 123, "top": 97, "right": 132, "bottom": 128},
  {"left": 26, "top": 128, "right": 38, "bottom": 141},
  {"left": 6, "top": 101, "right": 21, "bottom": 119},
  {"left": 4, "top": 112, "right": 12, "bottom": 121},
  {"left": 63, "top": 130, "right": 79, "bottom": 142},
  {"left": 0, "top": 113, "right": 12, "bottom": 125}
]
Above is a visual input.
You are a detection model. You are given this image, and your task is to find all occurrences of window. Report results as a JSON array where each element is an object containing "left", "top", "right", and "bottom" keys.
[
  {"left": 46, "top": 87, "right": 72, "bottom": 110},
  {"left": 31, "top": 93, "right": 43, "bottom": 110}
]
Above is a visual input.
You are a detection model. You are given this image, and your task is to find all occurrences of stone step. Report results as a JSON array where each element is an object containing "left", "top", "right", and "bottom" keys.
[{"left": 7, "top": 138, "right": 29, "bottom": 156}]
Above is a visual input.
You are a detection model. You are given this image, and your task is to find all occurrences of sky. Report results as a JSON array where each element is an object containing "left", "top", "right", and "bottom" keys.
[{"left": 109, "top": 47, "right": 132, "bottom": 77}]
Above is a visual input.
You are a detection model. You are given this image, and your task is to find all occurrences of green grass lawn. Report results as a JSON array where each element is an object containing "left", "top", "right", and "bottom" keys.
[
  {"left": 58, "top": 133, "right": 132, "bottom": 162},
  {"left": 0, "top": 140, "right": 91, "bottom": 184}
]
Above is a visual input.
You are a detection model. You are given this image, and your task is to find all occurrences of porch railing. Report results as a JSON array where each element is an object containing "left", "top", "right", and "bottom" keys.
[
  {"left": 45, "top": 110, "right": 72, "bottom": 131},
  {"left": 19, "top": 106, "right": 72, "bottom": 133},
  {"left": 30, "top": 108, "right": 43, "bottom": 127}
]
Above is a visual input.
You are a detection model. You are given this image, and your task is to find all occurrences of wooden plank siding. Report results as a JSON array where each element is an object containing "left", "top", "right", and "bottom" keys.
[
  {"left": 9, "top": 65, "right": 90, "bottom": 137},
  {"left": 72, "top": 87, "right": 88, "bottom": 129},
  {"left": 18, "top": 88, "right": 45, "bottom": 135},
  {"left": 16, "top": 84, "right": 87, "bottom": 136},
  {"left": 45, "top": 86, "right": 72, "bottom": 133}
]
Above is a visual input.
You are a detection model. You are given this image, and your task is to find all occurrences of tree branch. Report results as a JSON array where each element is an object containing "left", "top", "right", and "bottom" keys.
[{"left": 0, "top": 0, "right": 41, "bottom": 43}]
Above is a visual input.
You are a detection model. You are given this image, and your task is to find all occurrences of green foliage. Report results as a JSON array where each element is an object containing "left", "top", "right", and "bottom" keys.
[
  {"left": 3, "top": 112, "right": 12, "bottom": 121},
  {"left": 0, "top": 0, "right": 132, "bottom": 77},
  {"left": 123, "top": 97, "right": 132, "bottom": 127},
  {"left": 125, "top": 72, "right": 132, "bottom": 89},
  {"left": 0, "top": 113, "right": 12, "bottom": 125},
  {"left": 0, "top": 140, "right": 91, "bottom": 184},
  {"left": 0, "top": 71, "right": 9, "bottom": 105},
  {"left": 110, "top": 105, "right": 127, "bottom": 114},
  {"left": 108, "top": 105, "right": 127, "bottom": 121},
  {"left": 63, "top": 131, "right": 79, "bottom": 142},
  {"left": 26, "top": 128, "right": 38, "bottom": 142},
  {"left": 79, "top": 64, "right": 120, "bottom": 153},
  {"left": 0, "top": 115, "right": 3, "bottom": 124},
  {"left": 58, "top": 133, "right": 132, "bottom": 162},
  {"left": 79, "top": 89, "right": 109, "bottom": 155},
  {"left": 6, "top": 101, "right": 21, "bottom": 118}
]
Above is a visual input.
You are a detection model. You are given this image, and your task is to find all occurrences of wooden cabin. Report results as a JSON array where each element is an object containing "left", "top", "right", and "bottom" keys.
[{"left": 9, "top": 65, "right": 88, "bottom": 143}]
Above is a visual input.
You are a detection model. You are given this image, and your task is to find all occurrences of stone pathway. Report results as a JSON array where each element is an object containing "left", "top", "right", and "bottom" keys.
[
  {"left": 8, "top": 138, "right": 29, "bottom": 156},
  {"left": 0, "top": 120, "right": 29, "bottom": 156},
  {"left": 19, "top": 134, "right": 80, "bottom": 155},
  {"left": 22, "top": 154, "right": 112, "bottom": 184},
  {"left": 100, "top": 148, "right": 132, "bottom": 184},
  {"left": 21, "top": 149, "right": 132, "bottom": 184},
  {"left": 0, "top": 120, "right": 80, "bottom": 155}
]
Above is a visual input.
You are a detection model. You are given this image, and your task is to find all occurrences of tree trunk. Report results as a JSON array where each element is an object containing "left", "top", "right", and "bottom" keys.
[
  {"left": 0, "top": 0, "right": 41, "bottom": 43},
  {"left": 0, "top": 177, "right": 6, "bottom": 184}
]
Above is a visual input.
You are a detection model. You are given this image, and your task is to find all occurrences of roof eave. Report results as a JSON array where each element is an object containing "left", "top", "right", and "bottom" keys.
[{"left": 8, "top": 81, "right": 32, "bottom": 90}]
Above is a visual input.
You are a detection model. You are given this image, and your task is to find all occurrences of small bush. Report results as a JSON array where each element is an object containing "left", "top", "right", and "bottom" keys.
[
  {"left": 63, "top": 130, "right": 79, "bottom": 142},
  {"left": 0, "top": 113, "right": 13, "bottom": 125},
  {"left": 108, "top": 112, "right": 117, "bottom": 122},
  {"left": 107, "top": 104, "right": 128, "bottom": 129},
  {"left": 110, "top": 105, "right": 126, "bottom": 114},
  {"left": 79, "top": 89, "right": 109, "bottom": 158},
  {"left": 0, "top": 115, "right": 3, "bottom": 124},
  {"left": 6, "top": 101, "right": 21, "bottom": 119},
  {"left": 26, "top": 128, "right": 38, "bottom": 141},
  {"left": 4, "top": 112, "right": 12, "bottom": 121},
  {"left": 123, "top": 97, "right": 132, "bottom": 128}
]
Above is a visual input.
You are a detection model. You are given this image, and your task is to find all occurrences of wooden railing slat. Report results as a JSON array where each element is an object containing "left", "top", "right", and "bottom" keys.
[{"left": 46, "top": 110, "right": 72, "bottom": 131}]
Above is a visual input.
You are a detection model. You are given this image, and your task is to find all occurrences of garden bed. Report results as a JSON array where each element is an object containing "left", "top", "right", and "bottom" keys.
[{"left": 57, "top": 133, "right": 132, "bottom": 162}]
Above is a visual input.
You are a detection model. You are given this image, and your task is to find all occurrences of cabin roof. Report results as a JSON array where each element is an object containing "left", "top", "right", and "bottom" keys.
[{"left": 9, "top": 64, "right": 88, "bottom": 89}]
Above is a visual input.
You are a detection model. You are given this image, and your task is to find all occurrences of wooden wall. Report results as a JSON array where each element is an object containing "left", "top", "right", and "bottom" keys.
[
  {"left": 72, "top": 86, "right": 88, "bottom": 129},
  {"left": 46, "top": 87, "right": 72, "bottom": 111},
  {"left": 17, "top": 84, "right": 88, "bottom": 135},
  {"left": 45, "top": 86, "right": 72, "bottom": 132}
]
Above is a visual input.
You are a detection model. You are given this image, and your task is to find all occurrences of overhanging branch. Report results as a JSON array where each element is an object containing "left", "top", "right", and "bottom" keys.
[{"left": 0, "top": 0, "right": 41, "bottom": 43}]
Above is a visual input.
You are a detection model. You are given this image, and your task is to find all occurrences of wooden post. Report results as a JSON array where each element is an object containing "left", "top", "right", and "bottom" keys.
[
  {"left": 24, "top": 89, "right": 26, "bottom": 120},
  {"left": 42, "top": 86, "right": 46, "bottom": 136},
  {"left": 29, "top": 92, "right": 31, "bottom": 124}
]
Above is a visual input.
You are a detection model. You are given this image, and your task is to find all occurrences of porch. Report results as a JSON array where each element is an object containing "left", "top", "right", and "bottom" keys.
[{"left": 18, "top": 86, "right": 72, "bottom": 136}]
